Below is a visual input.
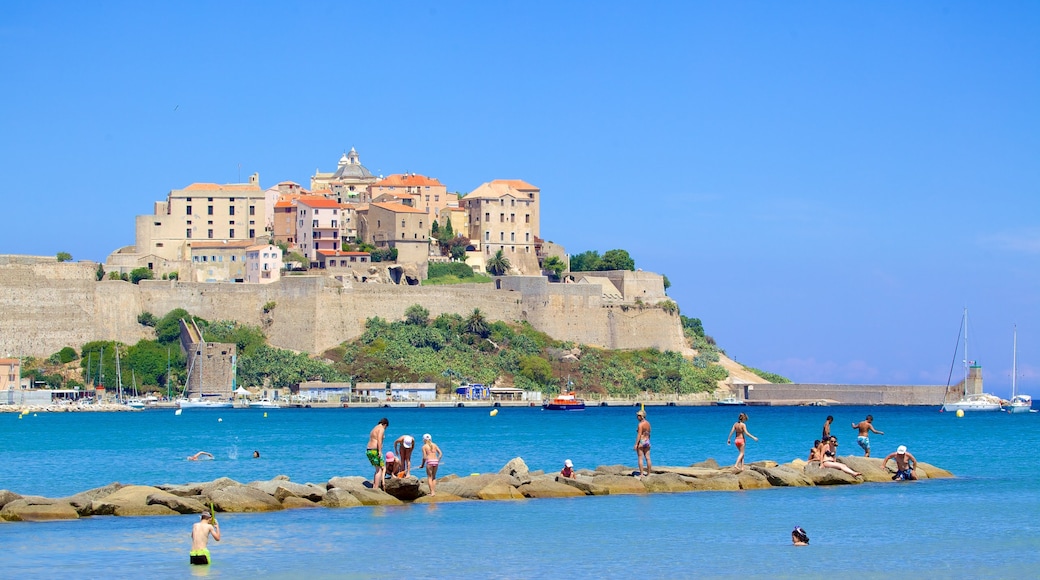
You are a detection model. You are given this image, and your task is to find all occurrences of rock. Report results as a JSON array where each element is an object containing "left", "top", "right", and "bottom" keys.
[
  {"left": 750, "top": 465, "right": 814, "bottom": 487},
  {"left": 916, "top": 462, "right": 954, "bottom": 479},
  {"left": 594, "top": 465, "right": 633, "bottom": 476},
  {"left": 321, "top": 488, "right": 364, "bottom": 508},
  {"left": 327, "top": 476, "right": 370, "bottom": 491},
  {"left": 803, "top": 464, "right": 860, "bottom": 486},
  {"left": 1, "top": 499, "right": 79, "bottom": 522},
  {"left": 384, "top": 475, "right": 423, "bottom": 501},
  {"left": 199, "top": 477, "right": 242, "bottom": 497},
  {"left": 691, "top": 458, "right": 720, "bottom": 469},
  {"left": 248, "top": 480, "right": 325, "bottom": 503},
  {"left": 413, "top": 493, "right": 466, "bottom": 503},
  {"left": 590, "top": 475, "right": 648, "bottom": 495},
  {"left": 499, "top": 457, "right": 532, "bottom": 486},
  {"left": 518, "top": 477, "right": 586, "bottom": 498},
  {"left": 655, "top": 466, "right": 727, "bottom": 479},
  {"left": 556, "top": 475, "right": 607, "bottom": 495},
  {"left": 147, "top": 493, "right": 207, "bottom": 514},
  {"left": 63, "top": 482, "right": 124, "bottom": 515},
  {"left": 835, "top": 456, "right": 891, "bottom": 483},
  {"left": 0, "top": 489, "right": 23, "bottom": 510},
  {"left": 208, "top": 484, "right": 283, "bottom": 513},
  {"left": 157, "top": 483, "right": 205, "bottom": 497},
  {"left": 747, "top": 460, "right": 779, "bottom": 469},
  {"left": 348, "top": 487, "right": 404, "bottom": 506},
  {"left": 90, "top": 485, "right": 182, "bottom": 516},
  {"left": 476, "top": 481, "right": 524, "bottom": 500},
  {"left": 437, "top": 474, "right": 513, "bottom": 500},
  {"left": 681, "top": 474, "right": 741, "bottom": 491},
  {"left": 642, "top": 472, "right": 695, "bottom": 493},
  {"left": 281, "top": 497, "right": 320, "bottom": 509},
  {"left": 736, "top": 469, "right": 771, "bottom": 490}
]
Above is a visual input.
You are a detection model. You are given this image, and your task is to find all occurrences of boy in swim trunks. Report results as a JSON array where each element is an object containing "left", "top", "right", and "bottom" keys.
[
  {"left": 190, "top": 511, "right": 220, "bottom": 565},
  {"left": 367, "top": 418, "right": 389, "bottom": 489},
  {"left": 851, "top": 415, "right": 883, "bottom": 457},
  {"left": 635, "top": 410, "right": 652, "bottom": 477}
]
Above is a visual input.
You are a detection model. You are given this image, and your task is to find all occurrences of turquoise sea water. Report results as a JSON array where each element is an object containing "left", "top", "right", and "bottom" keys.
[{"left": 2, "top": 406, "right": 1039, "bottom": 579}]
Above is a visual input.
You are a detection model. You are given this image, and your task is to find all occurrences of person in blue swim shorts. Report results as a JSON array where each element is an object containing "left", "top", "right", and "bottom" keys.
[
  {"left": 851, "top": 414, "right": 884, "bottom": 457},
  {"left": 880, "top": 445, "right": 918, "bottom": 480}
]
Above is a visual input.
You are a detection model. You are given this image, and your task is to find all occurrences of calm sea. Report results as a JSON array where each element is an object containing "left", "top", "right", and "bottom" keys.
[{"left": 2, "top": 406, "right": 1038, "bottom": 579}]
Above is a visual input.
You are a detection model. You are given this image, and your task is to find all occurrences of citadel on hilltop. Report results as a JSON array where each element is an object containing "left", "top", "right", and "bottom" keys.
[
  {"left": 0, "top": 149, "right": 683, "bottom": 361},
  {"left": 106, "top": 148, "right": 556, "bottom": 284}
]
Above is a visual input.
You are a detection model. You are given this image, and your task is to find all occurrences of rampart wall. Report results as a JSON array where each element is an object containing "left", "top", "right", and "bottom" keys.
[
  {"left": 745, "top": 383, "right": 948, "bottom": 406},
  {"left": 0, "top": 260, "right": 685, "bottom": 357}
]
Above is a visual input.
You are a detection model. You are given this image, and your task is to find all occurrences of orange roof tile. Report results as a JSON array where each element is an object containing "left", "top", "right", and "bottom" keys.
[
  {"left": 296, "top": 196, "right": 342, "bottom": 209},
  {"left": 274, "top": 201, "right": 296, "bottom": 209},
  {"left": 492, "top": 179, "right": 538, "bottom": 190},
  {"left": 0, "top": 358, "right": 20, "bottom": 364},
  {"left": 246, "top": 244, "right": 280, "bottom": 251},
  {"left": 317, "top": 250, "right": 371, "bottom": 257},
  {"left": 370, "top": 202, "right": 427, "bottom": 214},
  {"left": 373, "top": 173, "right": 445, "bottom": 187}
]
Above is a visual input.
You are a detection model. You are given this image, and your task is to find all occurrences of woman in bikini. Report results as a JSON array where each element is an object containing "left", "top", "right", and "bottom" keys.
[
  {"left": 419, "top": 433, "right": 443, "bottom": 496},
  {"left": 726, "top": 413, "right": 758, "bottom": 471},
  {"left": 819, "top": 436, "right": 861, "bottom": 477}
]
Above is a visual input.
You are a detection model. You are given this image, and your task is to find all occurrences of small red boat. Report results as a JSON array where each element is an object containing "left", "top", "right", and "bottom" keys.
[{"left": 543, "top": 392, "right": 586, "bottom": 411}]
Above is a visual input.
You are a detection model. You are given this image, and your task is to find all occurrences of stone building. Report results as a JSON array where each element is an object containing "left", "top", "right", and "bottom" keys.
[
  {"left": 370, "top": 173, "right": 450, "bottom": 221},
  {"left": 310, "top": 148, "right": 378, "bottom": 203},
  {"left": 0, "top": 358, "right": 20, "bottom": 391},
  {"left": 363, "top": 202, "right": 430, "bottom": 266},
  {"left": 461, "top": 179, "right": 540, "bottom": 274},
  {"left": 189, "top": 240, "right": 254, "bottom": 282},
  {"left": 179, "top": 318, "right": 236, "bottom": 399},
  {"left": 296, "top": 197, "right": 344, "bottom": 262}
]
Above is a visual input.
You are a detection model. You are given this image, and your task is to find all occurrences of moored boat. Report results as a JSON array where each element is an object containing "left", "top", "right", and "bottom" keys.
[
  {"left": 248, "top": 398, "right": 280, "bottom": 409},
  {"left": 715, "top": 397, "right": 746, "bottom": 406},
  {"left": 177, "top": 397, "right": 234, "bottom": 409},
  {"left": 1004, "top": 326, "right": 1032, "bottom": 414},
  {"left": 543, "top": 392, "right": 586, "bottom": 411}
]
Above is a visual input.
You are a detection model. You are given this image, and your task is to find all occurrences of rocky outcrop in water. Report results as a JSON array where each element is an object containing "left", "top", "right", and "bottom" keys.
[{"left": 0, "top": 456, "right": 954, "bottom": 523}]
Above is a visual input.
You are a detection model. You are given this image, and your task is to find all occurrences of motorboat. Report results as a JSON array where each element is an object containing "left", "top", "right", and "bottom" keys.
[
  {"left": 715, "top": 397, "right": 746, "bottom": 406},
  {"left": 543, "top": 392, "right": 586, "bottom": 411},
  {"left": 177, "top": 397, "right": 234, "bottom": 409},
  {"left": 248, "top": 398, "right": 280, "bottom": 409}
]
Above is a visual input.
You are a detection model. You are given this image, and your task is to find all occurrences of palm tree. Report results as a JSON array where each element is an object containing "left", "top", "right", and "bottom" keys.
[
  {"left": 485, "top": 249, "right": 511, "bottom": 276},
  {"left": 465, "top": 308, "right": 490, "bottom": 338}
]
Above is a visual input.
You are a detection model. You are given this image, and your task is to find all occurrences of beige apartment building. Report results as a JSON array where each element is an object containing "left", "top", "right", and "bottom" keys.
[
  {"left": 134, "top": 173, "right": 267, "bottom": 263},
  {"left": 370, "top": 174, "right": 450, "bottom": 221},
  {"left": 263, "top": 181, "right": 305, "bottom": 234},
  {"left": 0, "top": 358, "right": 21, "bottom": 391},
  {"left": 310, "top": 148, "right": 378, "bottom": 204},
  {"left": 364, "top": 202, "right": 430, "bottom": 265},
  {"left": 297, "top": 197, "right": 344, "bottom": 262},
  {"left": 189, "top": 240, "right": 254, "bottom": 282},
  {"left": 245, "top": 244, "right": 283, "bottom": 284},
  {"left": 461, "top": 180, "right": 540, "bottom": 274},
  {"left": 272, "top": 199, "right": 297, "bottom": 246}
]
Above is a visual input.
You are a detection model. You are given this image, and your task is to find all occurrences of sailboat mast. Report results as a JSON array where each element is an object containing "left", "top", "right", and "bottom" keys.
[
  {"left": 963, "top": 308, "right": 969, "bottom": 393},
  {"left": 1012, "top": 325, "right": 1017, "bottom": 398},
  {"left": 166, "top": 347, "right": 171, "bottom": 401}
]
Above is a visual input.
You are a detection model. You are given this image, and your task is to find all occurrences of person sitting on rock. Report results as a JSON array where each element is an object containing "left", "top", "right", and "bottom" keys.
[
  {"left": 880, "top": 445, "right": 918, "bottom": 480},
  {"left": 385, "top": 451, "right": 400, "bottom": 478},
  {"left": 818, "top": 437, "right": 862, "bottom": 478},
  {"left": 560, "top": 459, "right": 575, "bottom": 478}
]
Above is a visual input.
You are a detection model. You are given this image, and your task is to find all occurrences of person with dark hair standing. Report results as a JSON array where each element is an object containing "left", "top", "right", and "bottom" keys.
[
  {"left": 634, "top": 410, "right": 652, "bottom": 477},
  {"left": 852, "top": 415, "right": 884, "bottom": 457},
  {"left": 366, "top": 418, "right": 389, "bottom": 489},
  {"left": 727, "top": 413, "right": 758, "bottom": 471},
  {"left": 822, "top": 415, "right": 834, "bottom": 440}
]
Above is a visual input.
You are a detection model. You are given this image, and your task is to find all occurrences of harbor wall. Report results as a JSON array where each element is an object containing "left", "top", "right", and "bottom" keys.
[
  {"left": 0, "top": 259, "right": 685, "bottom": 357},
  {"left": 743, "top": 383, "right": 948, "bottom": 406}
]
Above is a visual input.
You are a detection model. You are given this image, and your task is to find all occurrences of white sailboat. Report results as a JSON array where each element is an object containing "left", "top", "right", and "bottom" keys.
[
  {"left": 1005, "top": 326, "right": 1032, "bottom": 414},
  {"left": 942, "top": 309, "right": 1002, "bottom": 413}
]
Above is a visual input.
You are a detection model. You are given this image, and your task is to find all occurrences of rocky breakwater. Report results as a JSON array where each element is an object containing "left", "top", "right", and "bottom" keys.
[{"left": 0, "top": 456, "right": 954, "bottom": 523}]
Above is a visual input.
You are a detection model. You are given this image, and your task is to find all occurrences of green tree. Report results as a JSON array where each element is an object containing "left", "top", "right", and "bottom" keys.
[
  {"left": 443, "top": 217, "right": 454, "bottom": 239},
  {"left": 465, "top": 309, "right": 490, "bottom": 338},
  {"left": 431, "top": 220, "right": 440, "bottom": 235},
  {"left": 404, "top": 304, "right": 430, "bottom": 326},
  {"left": 56, "top": 251, "right": 72, "bottom": 262},
  {"left": 519, "top": 355, "right": 553, "bottom": 385},
  {"left": 130, "top": 267, "right": 153, "bottom": 284},
  {"left": 108, "top": 271, "right": 122, "bottom": 280},
  {"left": 662, "top": 274, "right": 671, "bottom": 291},
  {"left": 485, "top": 249, "right": 510, "bottom": 276},
  {"left": 137, "top": 312, "right": 157, "bottom": 327},
  {"left": 95, "top": 263, "right": 106, "bottom": 281},
  {"left": 569, "top": 250, "right": 601, "bottom": 272},
  {"left": 681, "top": 315, "right": 705, "bottom": 337},
  {"left": 600, "top": 249, "right": 635, "bottom": 271},
  {"left": 542, "top": 255, "right": 565, "bottom": 281}
]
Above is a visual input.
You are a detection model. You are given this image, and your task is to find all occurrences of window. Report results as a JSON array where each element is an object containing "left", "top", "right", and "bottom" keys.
[
  {"left": 485, "top": 231, "right": 490, "bottom": 241},
  {"left": 208, "top": 197, "right": 213, "bottom": 202},
  {"left": 208, "top": 206, "right": 214, "bottom": 215},
  {"left": 331, "top": 220, "right": 338, "bottom": 228},
  {"left": 186, "top": 229, "right": 192, "bottom": 239},
  {"left": 511, "top": 199, "right": 515, "bottom": 207},
  {"left": 500, "top": 213, "right": 505, "bottom": 222},
  {"left": 525, "top": 214, "right": 530, "bottom": 224},
  {"left": 401, "top": 220, "right": 406, "bottom": 228},
  {"left": 229, "top": 220, "right": 235, "bottom": 225},
  {"left": 230, "top": 197, "right": 235, "bottom": 203},
  {"left": 313, "top": 220, "right": 319, "bottom": 228},
  {"left": 500, "top": 232, "right": 504, "bottom": 241},
  {"left": 193, "top": 256, "right": 199, "bottom": 262},
  {"left": 525, "top": 232, "right": 530, "bottom": 242},
  {"left": 249, "top": 205, "right": 255, "bottom": 215},
  {"left": 510, "top": 213, "right": 515, "bottom": 222},
  {"left": 229, "top": 206, "right": 235, "bottom": 216},
  {"left": 434, "top": 195, "right": 439, "bottom": 202},
  {"left": 249, "top": 229, "right": 255, "bottom": 238},
  {"left": 186, "top": 206, "right": 192, "bottom": 215},
  {"left": 231, "top": 256, "right": 236, "bottom": 262},
  {"left": 229, "top": 229, "right": 235, "bottom": 238},
  {"left": 208, "top": 229, "right": 214, "bottom": 239},
  {"left": 315, "top": 209, "right": 320, "bottom": 215},
  {"left": 377, "top": 220, "right": 381, "bottom": 227},
  {"left": 186, "top": 197, "right": 192, "bottom": 202},
  {"left": 510, "top": 232, "right": 515, "bottom": 242},
  {"left": 485, "top": 212, "right": 490, "bottom": 222}
]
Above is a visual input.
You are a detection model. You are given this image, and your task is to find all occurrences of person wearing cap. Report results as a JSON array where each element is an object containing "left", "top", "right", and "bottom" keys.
[
  {"left": 880, "top": 445, "right": 918, "bottom": 480},
  {"left": 560, "top": 459, "right": 575, "bottom": 478},
  {"left": 420, "top": 433, "right": 443, "bottom": 496},
  {"left": 791, "top": 526, "right": 809, "bottom": 546},
  {"left": 394, "top": 434, "right": 416, "bottom": 477},
  {"left": 634, "top": 409, "right": 652, "bottom": 477},
  {"left": 366, "top": 418, "right": 389, "bottom": 489},
  {"left": 190, "top": 511, "right": 220, "bottom": 565}
]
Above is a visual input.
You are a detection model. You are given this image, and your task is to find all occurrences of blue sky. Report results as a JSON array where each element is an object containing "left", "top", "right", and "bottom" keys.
[{"left": 2, "top": 2, "right": 1038, "bottom": 395}]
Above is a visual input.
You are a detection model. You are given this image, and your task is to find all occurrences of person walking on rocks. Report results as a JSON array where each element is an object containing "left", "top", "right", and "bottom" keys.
[
  {"left": 189, "top": 511, "right": 220, "bottom": 565},
  {"left": 851, "top": 415, "right": 883, "bottom": 457},
  {"left": 727, "top": 412, "right": 758, "bottom": 471},
  {"left": 366, "top": 418, "right": 389, "bottom": 489},
  {"left": 635, "top": 409, "right": 652, "bottom": 477},
  {"left": 420, "top": 433, "right": 443, "bottom": 496}
]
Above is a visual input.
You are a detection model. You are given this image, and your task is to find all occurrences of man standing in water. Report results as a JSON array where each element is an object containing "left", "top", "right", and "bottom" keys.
[
  {"left": 366, "top": 418, "right": 389, "bottom": 489},
  {"left": 851, "top": 414, "right": 883, "bottom": 457},
  {"left": 634, "top": 409, "right": 652, "bottom": 477},
  {"left": 190, "top": 511, "right": 220, "bottom": 565}
]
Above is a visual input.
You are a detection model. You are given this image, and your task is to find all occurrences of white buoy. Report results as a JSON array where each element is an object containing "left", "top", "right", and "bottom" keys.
[
  {"left": 175, "top": 409, "right": 182, "bottom": 416},
  {"left": 490, "top": 409, "right": 499, "bottom": 416},
  {"left": 218, "top": 418, "right": 223, "bottom": 422}
]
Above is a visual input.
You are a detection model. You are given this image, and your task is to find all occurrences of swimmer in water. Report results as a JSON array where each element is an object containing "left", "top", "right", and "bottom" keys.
[{"left": 187, "top": 451, "right": 214, "bottom": 461}]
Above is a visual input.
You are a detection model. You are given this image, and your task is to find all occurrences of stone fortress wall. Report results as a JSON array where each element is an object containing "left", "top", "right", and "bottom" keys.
[{"left": 0, "top": 257, "right": 684, "bottom": 358}]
